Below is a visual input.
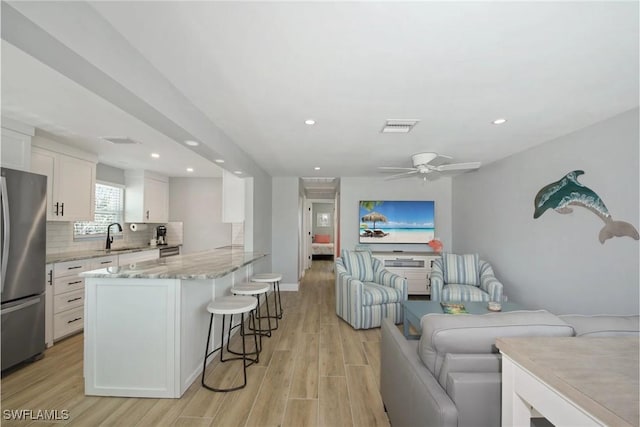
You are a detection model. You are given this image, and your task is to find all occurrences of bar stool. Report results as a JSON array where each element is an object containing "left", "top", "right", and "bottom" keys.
[
  {"left": 231, "top": 282, "right": 273, "bottom": 348},
  {"left": 251, "top": 273, "right": 284, "bottom": 326},
  {"left": 201, "top": 296, "right": 258, "bottom": 392}
]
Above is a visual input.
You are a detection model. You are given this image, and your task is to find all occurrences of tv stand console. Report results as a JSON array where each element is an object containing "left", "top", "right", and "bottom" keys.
[{"left": 371, "top": 252, "right": 440, "bottom": 296}]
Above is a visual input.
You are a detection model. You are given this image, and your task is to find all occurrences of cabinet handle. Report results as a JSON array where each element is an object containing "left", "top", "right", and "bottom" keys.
[
  {"left": 48, "top": 270, "right": 53, "bottom": 286},
  {"left": 68, "top": 280, "right": 82, "bottom": 285},
  {"left": 60, "top": 202, "right": 64, "bottom": 216},
  {"left": 67, "top": 317, "right": 82, "bottom": 324},
  {"left": 67, "top": 266, "right": 82, "bottom": 270},
  {"left": 67, "top": 297, "right": 82, "bottom": 303},
  {"left": 55, "top": 202, "right": 59, "bottom": 216},
  {"left": 100, "top": 261, "right": 112, "bottom": 264},
  {"left": 146, "top": 210, "right": 150, "bottom": 220}
]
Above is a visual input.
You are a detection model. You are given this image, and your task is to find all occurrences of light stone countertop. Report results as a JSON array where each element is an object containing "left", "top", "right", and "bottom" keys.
[
  {"left": 46, "top": 245, "right": 181, "bottom": 264},
  {"left": 80, "top": 248, "right": 268, "bottom": 280},
  {"left": 496, "top": 336, "right": 640, "bottom": 427}
]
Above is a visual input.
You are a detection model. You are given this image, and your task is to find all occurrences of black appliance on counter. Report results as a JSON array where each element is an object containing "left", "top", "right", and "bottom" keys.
[{"left": 156, "top": 225, "right": 167, "bottom": 246}]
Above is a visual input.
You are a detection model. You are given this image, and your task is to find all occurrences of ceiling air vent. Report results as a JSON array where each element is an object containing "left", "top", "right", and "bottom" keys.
[
  {"left": 381, "top": 119, "right": 420, "bottom": 133},
  {"left": 100, "top": 136, "right": 141, "bottom": 145}
]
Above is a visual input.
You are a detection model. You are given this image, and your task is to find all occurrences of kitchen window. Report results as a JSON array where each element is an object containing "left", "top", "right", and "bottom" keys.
[{"left": 74, "top": 182, "right": 125, "bottom": 238}]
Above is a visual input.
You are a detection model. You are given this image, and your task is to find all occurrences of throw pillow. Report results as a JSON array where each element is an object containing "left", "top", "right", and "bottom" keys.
[
  {"left": 315, "top": 234, "right": 331, "bottom": 243},
  {"left": 443, "top": 253, "right": 479, "bottom": 286},
  {"left": 342, "top": 250, "right": 375, "bottom": 282}
]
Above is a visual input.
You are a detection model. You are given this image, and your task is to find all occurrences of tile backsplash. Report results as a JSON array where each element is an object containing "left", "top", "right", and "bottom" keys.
[{"left": 46, "top": 222, "right": 183, "bottom": 254}]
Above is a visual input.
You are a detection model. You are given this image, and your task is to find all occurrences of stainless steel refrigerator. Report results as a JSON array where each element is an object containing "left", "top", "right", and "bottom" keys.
[{"left": 1, "top": 167, "right": 47, "bottom": 371}]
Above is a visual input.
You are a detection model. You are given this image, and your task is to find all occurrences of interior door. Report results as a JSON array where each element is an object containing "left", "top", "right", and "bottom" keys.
[{"left": 304, "top": 200, "right": 312, "bottom": 269}]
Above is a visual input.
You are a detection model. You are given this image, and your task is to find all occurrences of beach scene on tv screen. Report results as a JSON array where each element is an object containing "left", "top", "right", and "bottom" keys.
[{"left": 359, "top": 200, "right": 435, "bottom": 244}]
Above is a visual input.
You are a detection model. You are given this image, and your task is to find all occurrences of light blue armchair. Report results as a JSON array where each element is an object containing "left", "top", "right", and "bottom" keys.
[
  {"left": 335, "top": 249, "right": 407, "bottom": 329},
  {"left": 430, "top": 254, "right": 504, "bottom": 302}
]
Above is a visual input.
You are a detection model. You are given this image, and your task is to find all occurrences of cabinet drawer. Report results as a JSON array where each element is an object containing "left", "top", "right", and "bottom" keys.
[
  {"left": 53, "top": 276, "right": 84, "bottom": 295},
  {"left": 53, "top": 289, "right": 84, "bottom": 313},
  {"left": 404, "top": 271, "right": 427, "bottom": 281},
  {"left": 117, "top": 250, "right": 159, "bottom": 266},
  {"left": 91, "top": 255, "right": 118, "bottom": 270},
  {"left": 53, "top": 306, "right": 84, "bottom": 340},
  {"left": 54, "top": 259, "right": 90, "bottom": 278}
]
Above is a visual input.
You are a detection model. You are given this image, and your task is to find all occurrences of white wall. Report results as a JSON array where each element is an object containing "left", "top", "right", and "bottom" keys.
[
  {"left": 339, "top": 177, "right": 452, "bottom": 253},
  {"left": 452, "top": 108, "right": 639, "bottom": 315},
  {"left": 251, "top": 172, "right": 273, "bottom": 274},
  {"left": 169, "top": 178, "right": 231, "bottom": 254},
  {"left": 271, "top": 177, "right": 299, "bottom": 287}
]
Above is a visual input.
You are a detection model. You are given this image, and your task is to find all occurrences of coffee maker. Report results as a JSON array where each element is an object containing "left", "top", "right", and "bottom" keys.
[{"left": 156, "top": 225, "right": 167, "bottom": 246}]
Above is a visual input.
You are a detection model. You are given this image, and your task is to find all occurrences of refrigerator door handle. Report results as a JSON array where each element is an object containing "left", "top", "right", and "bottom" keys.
[
  {"left": 1, "top": 296, "right": 40, "bottom": 315},
  {"left": 1, "top": 176, "right": 10, "bottom": 294}
]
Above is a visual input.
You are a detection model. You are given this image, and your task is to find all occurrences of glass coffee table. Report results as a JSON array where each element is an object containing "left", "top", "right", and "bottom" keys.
[{"left": 402, "top": 300, "right": 525, "bottom": 339}]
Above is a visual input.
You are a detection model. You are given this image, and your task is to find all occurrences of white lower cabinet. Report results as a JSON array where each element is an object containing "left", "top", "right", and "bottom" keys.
[
  {"left": 52, "top": 259, "right": 91, "bottom": 341},
  {"left": 45, "top": 264, "right": 54, "bottom": 348},
  {"left": 117, "top": 249, "right": 159, "bottom": 268},
  {"left": 372, "top": 252, "right": 440, "bottom": 296},
  {"left": 47, "top": 250, "right": 159, "bottom": 345}
]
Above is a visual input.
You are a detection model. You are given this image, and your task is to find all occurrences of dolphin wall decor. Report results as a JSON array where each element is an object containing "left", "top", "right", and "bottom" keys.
[{"left": 533, "top": 170, "right": 639, "bottom": 244}]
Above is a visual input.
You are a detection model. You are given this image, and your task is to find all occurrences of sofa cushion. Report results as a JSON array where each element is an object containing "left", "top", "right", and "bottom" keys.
[
  {"left": 441, "top": 284, "right": 490, "bottom": 302},
  {"left": 559, "top": 314, "right": 640, "bottom": 337},
  {"left": 362, "top": 283, "right": 404, "bottom": 306},
  {"left": 341, "top": 250, "right": 374, "bottom": 282},
  {"left": 418, "top": 310, "right": 575, "bottom": 378},
  {"left": 442, "top": 253, "right": 479, "bottom": 286}
]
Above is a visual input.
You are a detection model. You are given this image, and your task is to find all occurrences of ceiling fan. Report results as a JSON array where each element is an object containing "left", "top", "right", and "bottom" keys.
[{"left": 379, "top": 152, "right": 481, "bottom": 181}]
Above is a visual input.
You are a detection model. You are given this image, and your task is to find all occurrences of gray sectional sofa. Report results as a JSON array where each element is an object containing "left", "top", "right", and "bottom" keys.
[{"left": 380, "top": 310, "right": 640, "bottom": 427}]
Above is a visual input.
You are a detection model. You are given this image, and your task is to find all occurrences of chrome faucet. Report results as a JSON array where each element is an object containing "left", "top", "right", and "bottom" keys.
[{"left": 106, "top": 223, "right": 123, "bottom": 250}]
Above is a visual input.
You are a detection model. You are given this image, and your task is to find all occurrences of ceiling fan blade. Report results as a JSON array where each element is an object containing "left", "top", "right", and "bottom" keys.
[
  {"left": 378, "top": 166, "right": 418, "bottom": 172},
  {"left": 426, "top": 154, "right": 453, "bottom": 167},
  {"left": 435, "top": 162, "right": 481, "bottom": 172},
  {"left": 384, "top": 170, "right": 419, "bottom": 181}
]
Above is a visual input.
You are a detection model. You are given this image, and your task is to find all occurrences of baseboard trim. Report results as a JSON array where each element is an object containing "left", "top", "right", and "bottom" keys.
[{"left": 280, "top": 282, "right": 299, "bottom": 292}]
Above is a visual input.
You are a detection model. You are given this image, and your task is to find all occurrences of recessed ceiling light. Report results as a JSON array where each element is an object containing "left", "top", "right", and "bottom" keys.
[
  {"left": 305, "top": 119, "right": 316, "bottom": 125},
  {"left": 492, "top": 118, "right": 507, "bottom": 125},
  {"left": 314, "top": 167, "right": 321, "bottom": 170},
  {"left": 151, "top": 153, "right": 160, "bottom": 158},
  {"left": 184, "top": 140, "right": 199, "bottom": 146},
  {"left": 214, "top": 159, "right": 225, "bottom": 164},
  {"left": 233, "top": 171, "right": 242, "bottom": 175},
  {"left": 186, "top": 167, "right": 194, "bottom": 172}
]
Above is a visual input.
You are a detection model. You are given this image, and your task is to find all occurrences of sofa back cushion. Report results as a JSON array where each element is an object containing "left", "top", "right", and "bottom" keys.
[
  {"left": 559, "top": 314, "right": 640, "bottom": 337},
  {"left": 418, "top": 310, "right": 575, "bottom": 378},
  {"left": 341, "top": 249, "right": 374, "bottom": 282},
  {"left": 442, "top": 253, "right": 480, "bottom": 286}
]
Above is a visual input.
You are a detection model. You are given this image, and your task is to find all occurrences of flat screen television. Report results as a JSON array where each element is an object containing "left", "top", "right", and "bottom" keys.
[{"left": 359, "top": 200, "right": 435, "bottom": 244}]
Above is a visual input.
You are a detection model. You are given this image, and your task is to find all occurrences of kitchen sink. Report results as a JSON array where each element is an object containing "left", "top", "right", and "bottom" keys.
[{"left": 105, "top": 248, "right": 133, "bottom": 253}]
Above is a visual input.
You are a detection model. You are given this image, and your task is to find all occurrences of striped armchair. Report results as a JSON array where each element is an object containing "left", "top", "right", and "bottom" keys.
[
  {"left": 430, "top": 253, "right": 503, "bottom": 302},
  {"left": 335, "top": 249, "right": 407, "bottom": 329}
]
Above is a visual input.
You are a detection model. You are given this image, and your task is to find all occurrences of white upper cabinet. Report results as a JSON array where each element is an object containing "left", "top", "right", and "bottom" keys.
[
  {"left": 1, "top": 119, "right": 35, "bottom": 172},
  {"left": 222, "top": 169, "right": 245, "bottom": 223},
  {"left": 31, "top": 147, "right": 96, "bottom": 222},
  {"left": 125, "top": 170, "right": 169, "bottom": 223}
]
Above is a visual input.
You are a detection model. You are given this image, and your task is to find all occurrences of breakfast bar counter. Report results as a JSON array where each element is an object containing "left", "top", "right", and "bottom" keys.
[{"left": 81, "top": 249, "right": 268, "bottom": 398}]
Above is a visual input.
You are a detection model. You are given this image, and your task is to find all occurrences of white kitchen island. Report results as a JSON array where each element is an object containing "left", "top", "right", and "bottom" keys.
[{"left": 81, "top": 248, "right": 267, "bottom": 398}]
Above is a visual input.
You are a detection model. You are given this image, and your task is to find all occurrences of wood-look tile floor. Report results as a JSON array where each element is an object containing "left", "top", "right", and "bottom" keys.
[{"left": 1, "top": 261, "right": 390, "bottom": 427}]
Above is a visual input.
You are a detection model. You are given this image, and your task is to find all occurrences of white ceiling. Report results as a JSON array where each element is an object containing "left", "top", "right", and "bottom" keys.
[{"left": 2, "top": 1, "right": 638, "bottom": 181}]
